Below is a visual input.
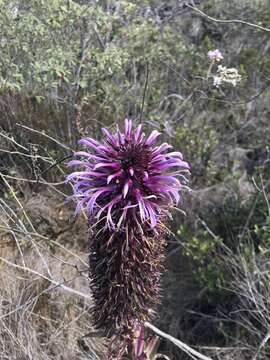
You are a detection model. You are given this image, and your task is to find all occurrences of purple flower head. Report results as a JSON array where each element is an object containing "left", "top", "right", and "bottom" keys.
[{"left": 67, "top": 119, "right": 189, "bottom": 230}]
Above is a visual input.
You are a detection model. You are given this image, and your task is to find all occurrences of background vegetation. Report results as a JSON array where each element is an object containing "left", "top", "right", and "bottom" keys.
[{"left": 0, "top": 0, "right": 269, "bottom": 359}]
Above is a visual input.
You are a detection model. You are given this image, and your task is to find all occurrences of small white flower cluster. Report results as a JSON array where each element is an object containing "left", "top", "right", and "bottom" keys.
[
  {"left": 213, "top": 65, "right": 242, "bottom": 87},
  {"left": 207, "top": 49, "right": 223, "bottom": 62},
  {"left": 207, "top": 49, "right": 241, "bottom": 87}
]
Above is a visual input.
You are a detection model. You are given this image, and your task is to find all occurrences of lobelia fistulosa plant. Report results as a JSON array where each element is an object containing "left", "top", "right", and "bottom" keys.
[{"left": 67, "top": 119, "right": 189, "bottom": 359}]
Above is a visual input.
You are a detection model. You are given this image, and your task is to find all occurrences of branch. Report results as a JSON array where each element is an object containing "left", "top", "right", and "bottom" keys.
[
  {"left": 145, "top": 322, "right": 213, "bottom": 360},
  {"left": 186, "top": 3, "right": 270, "bottom": 33},
  {"left": 0, "top": 224, "right": 88, "bottom": 267},
  {"left": 252, "top": 330, "right": 270, "bottom": 360},
  {"left": 15, "top": 123, "right": 72, "bottom": 151},
  {"left": 139, "top": 62, "right": 149, "bottom": 124},
  {"left": 0, "top": 256, "right": 91, "bottom": 301}
]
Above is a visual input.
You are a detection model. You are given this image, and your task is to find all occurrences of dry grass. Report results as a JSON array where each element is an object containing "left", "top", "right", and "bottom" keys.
[{"left": 0, "top": 182, "right": 106, "bottom": 359}]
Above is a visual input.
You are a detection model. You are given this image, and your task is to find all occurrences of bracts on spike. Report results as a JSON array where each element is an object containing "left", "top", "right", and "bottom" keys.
[{"left": 89, "top": 218, "right": 166, "bottom": 358}]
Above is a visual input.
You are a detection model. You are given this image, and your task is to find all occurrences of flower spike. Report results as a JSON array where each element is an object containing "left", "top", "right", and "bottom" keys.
[{"left": 67, "top": 120, "right": 189, "bottom": 358}]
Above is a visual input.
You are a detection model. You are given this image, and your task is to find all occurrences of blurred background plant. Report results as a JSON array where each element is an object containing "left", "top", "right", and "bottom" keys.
[{"left": 0, "top": 0, "right": 270, "bottom": 359}]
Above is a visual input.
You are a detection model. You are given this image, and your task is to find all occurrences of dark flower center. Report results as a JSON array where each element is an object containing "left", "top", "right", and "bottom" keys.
[{"left": 118, "top": 146, "right": 150, "bottom": 175}]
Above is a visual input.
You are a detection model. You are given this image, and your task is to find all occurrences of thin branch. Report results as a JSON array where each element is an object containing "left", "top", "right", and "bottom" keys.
[
  {"left": 93, "top": 24, "right": 105, "bottom": 50},
  {"left": 39, "top": 154, "right": 72, "bottom": 177},
  {"left": 260, "top": 175, "right": 270, "bottom": 216},
  {"left": 0, "top": 224, "right": 88, "bottom": 267},
  {"left": 0, "top": 173, "right": 36, "bottom": 233},
  {"left": 186, "top": 3, "right": 270, "bottom": 33},
  {"left": 1, "top": 173, "right": 65, "bottom": 186},
  {"left": 0, "top": 256, "right": 91, "bottom": 301},
  {"left": 0, "top": 273, "right": 83, "bottom": 321},
  {"left": 0, "top": 148, "right": 52, "bottom": 163},
  {"left": 252, "top": 330, "right": 270, "bottom": 360},
  {"left": 0, "top": 130, "right": 29, "bottom": 151},
  {"left": 145, "top": 322, "right": 213, "bottom": 360},
  {"left": 139, "top": 62, "right": 149, "bottom": 124},
  {"left": 15, "top": 123, "right": 72, "bottom": 151},
  {"left": 196, "top": 81, "right": 270, "bottom": 106}
]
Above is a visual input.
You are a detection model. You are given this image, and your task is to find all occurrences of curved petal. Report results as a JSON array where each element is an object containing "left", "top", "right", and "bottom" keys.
[{"left": 145, "top": 130, "right": 161, "bottom": 146}]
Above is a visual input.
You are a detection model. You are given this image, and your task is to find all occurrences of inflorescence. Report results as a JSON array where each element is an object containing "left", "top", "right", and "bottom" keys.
[{"left": 67, "top": 119, "right": 189, "bottom": 358}]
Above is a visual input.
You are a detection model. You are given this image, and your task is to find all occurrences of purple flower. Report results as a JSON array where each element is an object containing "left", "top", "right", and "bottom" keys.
[
  {"left": 207, "top": 49, "right": 223, "bottom": 62},
  {"left": 66, "top": 119, "right": 189, "bottom": 358},
  {"left": 67, "top": 119, "right": 189, "bottom": 231}
]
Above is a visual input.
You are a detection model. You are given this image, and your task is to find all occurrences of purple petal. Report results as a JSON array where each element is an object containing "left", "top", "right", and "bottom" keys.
[
  {"left": 102, "top": 127, "right": 118, "bottom": 146},
  {"left": 151, "top": 143, "right": 172, "bottom": 156},
  {"left": 123, "top": 180, "right": 132, "bottom": 198},
  {"left": 143, "top": 171, "right": 148, "bottom": 181},
  {"left": 97, "top": 194, "right": 122, "bottom": 225},
  {"left": 86, "top": 187, "right": 114, "bottom": 212},
  {"left": 144, "top": 202, "right": 157, "bottom": 228},
  {"left": 122, "top": 203, "right": 138, "bottom": 210},
  {"left": 106, "top": 196, "right": 122, "bottom": 227},
  {"left": 79, "top": 139, "right": 114, "bottom": 156},
  {"left": 107, "top": 170, "right": 122, "bottom": 184},
  {"left": 66, "top": 171, "right": 91, "bottom": 182},
  {"left": 145, "top": 130, "right": 161, "bottom": 146},
  {"left": 74, "top": 197, "right": 90, "bottom": 214},
  {"left": 134, "top": 124, "right": 142, "bottom": 142},
  {"left": 152, "top": 159, "right": 190, "bottom": 170},
  {"left": 125, "top": 118, "right": 132, "bottom": 136},
  {"left": 166, "top": 151, "right": 183, "bottom": 159},
  {"left": 67, "top": 160, "right": 91, "bottom": 167},
  {"left": 138, "top": 201, "right": 146, "bottom": 221},
  {"left": 78, "top": 138, "right": 101, "bottom": 148},
  {"left": 117, "top": 128, "right": 125, "bottom": 145},
  {"left": 94, "top": 162, "right": 120, "bottom": 170},
  {"left": 133, "top": 324, "right": 145, "bottom": 357},
  {"left": 73, "top": 180, "right": 96, "bottom": 192},
  {"left": 75, "top": 151, "right": 109, "bottom": 161},
  {"left": 149, "top": 175, "right": 181, "bottom": 185}
]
